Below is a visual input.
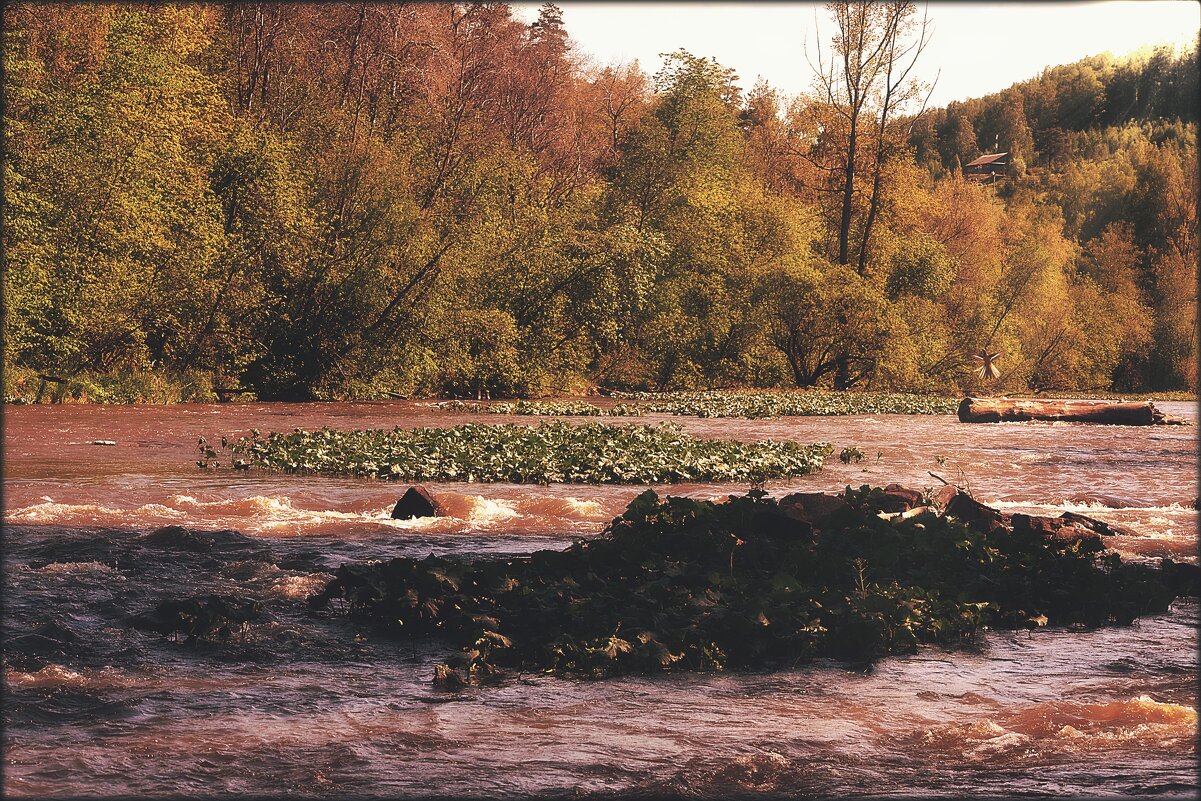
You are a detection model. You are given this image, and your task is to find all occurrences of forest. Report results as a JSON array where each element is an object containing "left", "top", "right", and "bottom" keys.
[{"left": 3, "top": 2, "right": 1197, "bottom": 402}]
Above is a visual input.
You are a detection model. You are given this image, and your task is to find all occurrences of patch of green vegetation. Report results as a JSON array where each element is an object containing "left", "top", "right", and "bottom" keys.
[
  {"left": 609, "top": 390, "right": 958, "bottom": 417},
  {"left": 432, "top": 391, "right": 958, "bottom": 419},
  {"left": 3, "top": 365, "right": 224, "bottom": 404},
  {"left": 1013, "top": 391, "right": 1198, "bottom": 402},
  {"left": 311, "top": 487, "right": 1178, "bottom": 681},
  {"left": 227, "top": 423, "right": 833, "bottom": 484},
  {"left": 433, "top": 399, "right": 623, "bottom": 416}
]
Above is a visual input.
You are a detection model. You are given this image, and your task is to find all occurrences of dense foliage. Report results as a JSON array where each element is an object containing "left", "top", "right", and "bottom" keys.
[
  {"left": 224, "top": 423, "right": 833, "bottom": 484},
  {"left": 3, "top": 4, "right": 1196, "bottom": 401},
  {"left": 309, "top": 487, "right": 1179, "bottom": 681}
]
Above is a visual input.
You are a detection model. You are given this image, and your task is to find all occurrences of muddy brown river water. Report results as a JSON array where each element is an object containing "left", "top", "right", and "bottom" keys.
[{"left": 3, "top": 401, "right": 1197, "bottom": 796}]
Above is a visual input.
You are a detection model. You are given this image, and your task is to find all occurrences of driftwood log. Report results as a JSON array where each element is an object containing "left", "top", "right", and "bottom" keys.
[{"left": 958, "top": 397, "right": 1187, "bottom": 425}]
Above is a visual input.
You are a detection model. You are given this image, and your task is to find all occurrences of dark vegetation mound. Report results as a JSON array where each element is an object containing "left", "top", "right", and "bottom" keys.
[
  {"left": 128, "top": 594, "right": 264, "bottom": 642},
  {"left": 309, "top": 487, "right": 1186, "bottom": 685}
]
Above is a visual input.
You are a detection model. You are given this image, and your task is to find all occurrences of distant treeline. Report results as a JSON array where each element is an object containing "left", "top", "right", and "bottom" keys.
[{"left": 3, "top": 4, "right": 1196, "bottom": 401}]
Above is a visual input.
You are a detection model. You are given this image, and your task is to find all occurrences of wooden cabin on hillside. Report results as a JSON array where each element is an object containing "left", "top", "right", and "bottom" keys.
[{"left": 964, "top": 152, "right": 1009, "bottom": 185}]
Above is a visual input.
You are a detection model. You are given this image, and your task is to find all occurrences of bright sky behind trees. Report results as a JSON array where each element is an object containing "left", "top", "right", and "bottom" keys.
[{"left": 514, "top": 1, "right": 1199, "bottom": 107}]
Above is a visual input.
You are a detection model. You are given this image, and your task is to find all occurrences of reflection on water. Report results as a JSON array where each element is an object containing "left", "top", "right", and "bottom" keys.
[{"left": 3, "top": 401, "right": 1197, "bottom": 797}]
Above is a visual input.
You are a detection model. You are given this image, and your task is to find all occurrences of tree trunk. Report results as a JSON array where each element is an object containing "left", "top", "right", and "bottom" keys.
[
  {"left": 838, "top": 116, "right": 857, "bottom": 266},
  {"left": 957, "top": 397, "right": 1187, "bottom": 425}
]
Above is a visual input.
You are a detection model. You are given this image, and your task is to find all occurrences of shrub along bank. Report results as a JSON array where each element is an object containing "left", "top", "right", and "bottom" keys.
[{"left": 309, "top": 486, "right": 1185, "bottom": 685}]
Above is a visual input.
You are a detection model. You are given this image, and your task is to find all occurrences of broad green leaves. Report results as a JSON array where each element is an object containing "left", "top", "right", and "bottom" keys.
[{"left": 227, "top": 422, "right": 833, "bottom": 484}]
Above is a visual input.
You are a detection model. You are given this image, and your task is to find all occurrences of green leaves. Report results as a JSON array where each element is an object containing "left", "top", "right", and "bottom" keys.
[
  {"left": 437, "top": 390, "right": 957, "bottom": 419},
  {"left": 610, "top": 389, "right": 958, "bottom": 417},
  {"left": 226, "top": 422, "right": 833, "bottom": 485}
]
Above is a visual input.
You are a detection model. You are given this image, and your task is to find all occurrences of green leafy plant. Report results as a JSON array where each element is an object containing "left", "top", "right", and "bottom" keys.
[
  {"left": 225, "top": 423, "right": 834, "bottom": 484},
  {"left": 608, "top": 390, "right": 959, "bottom": 418}
]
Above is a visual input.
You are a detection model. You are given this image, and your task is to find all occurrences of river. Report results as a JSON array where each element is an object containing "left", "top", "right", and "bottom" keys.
[{"left": 4, "top": 401, "right": 1196, "bottom": 796}]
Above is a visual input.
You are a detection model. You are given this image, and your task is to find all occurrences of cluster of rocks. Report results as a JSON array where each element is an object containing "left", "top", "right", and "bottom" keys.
[
  {"left": 765, "top": 482, "right": 1117, "bottom": 546},
  {"left": 386, "top": 482, "right": 1198, "bottom": 599}
]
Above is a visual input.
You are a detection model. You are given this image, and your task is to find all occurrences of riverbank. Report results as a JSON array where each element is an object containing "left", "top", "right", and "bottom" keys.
[{"left": 4, "top": 366, "right": 1195, "bottom": 408}]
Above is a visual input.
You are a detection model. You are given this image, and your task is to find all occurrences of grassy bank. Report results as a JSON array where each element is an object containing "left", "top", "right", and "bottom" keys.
[
  {"left": 3, "top": 365, "right": 228, "bottom": 404},
  {"left": 223, "top": 423, "right": 833, "bottom": 484},
  {"left": 5, "top": 367, "right": 1194, "bottom": 408}
]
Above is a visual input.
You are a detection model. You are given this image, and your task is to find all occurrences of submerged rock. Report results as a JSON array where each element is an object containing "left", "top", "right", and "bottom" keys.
[
  {"left": 140, "top": 526, "right": 273, "bottom": 561},
  {"left": 391, "top": 485, "right": 446, "bottom": 520}
]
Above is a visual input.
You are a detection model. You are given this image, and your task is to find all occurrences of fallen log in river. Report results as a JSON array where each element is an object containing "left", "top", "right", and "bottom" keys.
[{"left": 957, "top": 397, "right": 1187, "bottom": 425}]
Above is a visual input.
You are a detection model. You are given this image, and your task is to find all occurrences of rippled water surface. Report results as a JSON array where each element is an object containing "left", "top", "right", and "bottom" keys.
[{"left": 4, "top": 401, "right": 1197, "bottom": 796}]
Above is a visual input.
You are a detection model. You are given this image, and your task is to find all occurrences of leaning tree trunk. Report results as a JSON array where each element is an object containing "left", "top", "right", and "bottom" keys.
[{"left": 957, "top": 397, "right": 1187, "bottom": 426}]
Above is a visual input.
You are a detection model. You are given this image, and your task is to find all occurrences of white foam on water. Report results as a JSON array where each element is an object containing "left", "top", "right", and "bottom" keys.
[
  {"left": 5, "top": 500, "right": 189, "bottom": 524},
  {"left": 987, "top": 499, "right": 1194, "bottom": 514}
]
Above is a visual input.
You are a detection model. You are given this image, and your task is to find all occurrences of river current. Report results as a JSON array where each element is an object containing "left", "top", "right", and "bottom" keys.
[{"left": 3, "top": 401, "right": 1197, "bottom": 796}]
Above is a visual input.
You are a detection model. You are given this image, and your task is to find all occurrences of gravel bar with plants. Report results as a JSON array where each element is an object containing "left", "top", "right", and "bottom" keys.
[
  {"left": 225, "top": 423, "right": 833, "bottom": 484},
  {"left": 309, "top": 486, "right": 1186, "bottom": 684},
  {"left": 432, "top": 400, "right": 645, "bottom": 416},
  {"left": 609, "top": 390, "right": 959, "bottom": 417},
  {"left": 433, "top": 391, "right": 958, "bottom": 418}
]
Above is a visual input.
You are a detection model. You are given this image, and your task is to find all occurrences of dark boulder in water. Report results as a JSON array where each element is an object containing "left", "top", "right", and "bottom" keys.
[{"left": 391, "top": 485, "right": 445, "bottom": 520}]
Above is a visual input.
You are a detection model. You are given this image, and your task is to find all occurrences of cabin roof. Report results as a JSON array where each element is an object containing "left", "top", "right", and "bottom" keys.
[{"left": 965, "top": 152, "right": 1009, "bottom": 168}]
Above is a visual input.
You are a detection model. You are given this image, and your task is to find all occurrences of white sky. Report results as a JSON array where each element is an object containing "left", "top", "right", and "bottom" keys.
[{"left": 513, "top": 1, "right": 1200, "bottom": 107}]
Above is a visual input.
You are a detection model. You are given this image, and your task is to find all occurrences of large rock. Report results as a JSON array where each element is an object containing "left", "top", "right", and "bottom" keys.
[
  {"left": 942, "top": 491, "right": 1005, "bottom": 532},
  {"left": 880, "top": 484, "right": 925, "bottom": 513},
  {"left": 778, "top": 492, "right": 847, "bottom": 525},
  {"left": 1058, "top": 510, "right": 1122, "bottom": 537},
  {"left": 933, "top": 484, "right": 960, "bottom": 508},
  {"left": 391, "top": 485, "right": 446, "bottom": 520}
]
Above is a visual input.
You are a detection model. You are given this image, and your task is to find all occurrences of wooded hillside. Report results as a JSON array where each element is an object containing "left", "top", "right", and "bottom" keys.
[{"left": 3, "top": 3, "right": 1195, "bottom": 401}]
